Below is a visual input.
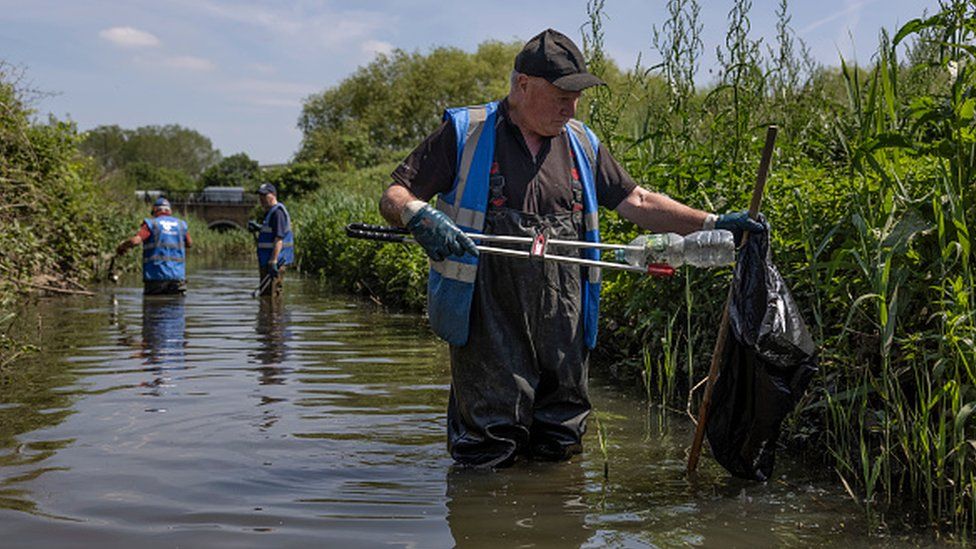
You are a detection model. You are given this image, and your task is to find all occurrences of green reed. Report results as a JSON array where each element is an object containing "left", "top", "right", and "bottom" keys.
[
  {"left": 579, "top": 0, "right": 976, "bottom": 537},
  {"left": 593, "top": 412, "right": 611, "bottom": 481},
  {"left": 267, "top": 0, "right": 975, "bottom": 536}
]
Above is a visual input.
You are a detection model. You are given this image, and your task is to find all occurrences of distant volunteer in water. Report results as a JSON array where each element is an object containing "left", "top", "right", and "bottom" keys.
[
  {"left": 252, "top": 183, "right": 294, "bottom": 298},
  {"left": 116, "top": 197, "right": 193, "bottom": 295},
  {"left": 379, "top": 28, "right": 767, "bottom": 468}
]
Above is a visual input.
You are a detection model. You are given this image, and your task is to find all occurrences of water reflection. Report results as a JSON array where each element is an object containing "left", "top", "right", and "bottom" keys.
[
  {"left": 140, "top": 295, "right": 186, "bottom": 364},
  {"left": 252, "top": 297, "right": 291, "bottom": 432},
  {"left": 446, "top": 463, "right": 590, "bottom": 548},
  {"left": 138, "top": 295, "right": 186, "bottom": 399},
  {"left": 252, "top": 297, "right": 290, "bottom": 382},
  {"left": 0, "top": 267, "right": 926, "bottom": 547}
]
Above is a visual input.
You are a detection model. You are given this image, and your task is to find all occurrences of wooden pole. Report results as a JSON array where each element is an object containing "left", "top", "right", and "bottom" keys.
[{"left": 686, "top": 125, "right": 778, "bottom": 475}]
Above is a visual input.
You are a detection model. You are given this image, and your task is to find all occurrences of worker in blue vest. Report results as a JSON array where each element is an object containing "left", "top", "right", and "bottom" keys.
[
  {"left": 252, "top": 183, "right": 294, "bottom": 298},
  {"left": 380, "top": 29, "right": 766, "bottom": 468},
  {"left": 116, "top": 197, "right": 193, "bottom": 295}
]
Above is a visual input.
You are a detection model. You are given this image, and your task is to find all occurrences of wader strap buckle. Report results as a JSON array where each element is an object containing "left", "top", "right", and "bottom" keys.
[{"left": 530, "top": 231, "right": 549, "bottom": 259}]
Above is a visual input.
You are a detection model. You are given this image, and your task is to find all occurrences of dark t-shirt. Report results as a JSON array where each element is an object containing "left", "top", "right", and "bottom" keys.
[
  {"left": 264, "top": 205, "right": 289, "bottom": 239},
  {"left": 390, "top": 99, "right": 636, "bottom": 215}
]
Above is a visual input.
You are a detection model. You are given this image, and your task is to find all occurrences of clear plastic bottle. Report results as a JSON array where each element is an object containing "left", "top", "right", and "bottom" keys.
[{"left": 615, "top": 229, "right": 735, "bottom": 268}]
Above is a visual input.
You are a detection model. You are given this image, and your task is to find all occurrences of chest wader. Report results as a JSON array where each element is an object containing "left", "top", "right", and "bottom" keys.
[{"left": 447, "top": 177, "right": 590, "bottom": 468}]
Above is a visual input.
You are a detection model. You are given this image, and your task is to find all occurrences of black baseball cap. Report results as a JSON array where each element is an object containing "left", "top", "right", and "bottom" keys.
[
  {"left": 514, "top": 29, "right": 606, "bottom": 92},
  {"left": 257, "top": 183, "right": 277, "bottom": 195}
]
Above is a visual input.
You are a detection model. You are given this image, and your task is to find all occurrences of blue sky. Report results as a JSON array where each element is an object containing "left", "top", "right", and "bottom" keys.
[{"left": 0, "top": 0, "right": 940, "bottom": 164}]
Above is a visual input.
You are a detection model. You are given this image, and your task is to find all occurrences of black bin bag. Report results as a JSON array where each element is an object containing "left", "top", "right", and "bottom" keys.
[{"left": 705, "top": 227, "right": 818, "bottom": 481}]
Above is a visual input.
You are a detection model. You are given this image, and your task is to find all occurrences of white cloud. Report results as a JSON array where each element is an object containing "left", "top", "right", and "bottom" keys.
[
  {"left": 230, "top": 78, "right": 317, "bottom": 96},
  {"left": 246, "top": 97, "right": 303, "bottom": 108},
  {"left": 99, "top": 26, "right": 161, "bottom": 48},
  {"left": 220, "top": 78, "right": 319, "bottom": 109},
  {"left": 799, "top": 0, "right": 876, "bottom": 34},
  {"left": 180, "top": 0, "right": 396, "bottom": 51},
  {"left": 362, "top": 39, "right": 394, "bottom": 57},
  {"left": 164, "top": 55, "right": 216, "bottom": 71},
  {"left": 189, "top": 0, "right": 303, "bottom": 35},
  {"left": 249, "top": 63, "right": 277, "bottom": 75}
]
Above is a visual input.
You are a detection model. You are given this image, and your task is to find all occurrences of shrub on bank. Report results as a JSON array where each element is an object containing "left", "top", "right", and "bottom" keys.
[
  {"left": 290, "top": 163, "right": 428, "bottom": 311},
  {"left": 286, "top": 2, "right": 975, "bottom": 534}
]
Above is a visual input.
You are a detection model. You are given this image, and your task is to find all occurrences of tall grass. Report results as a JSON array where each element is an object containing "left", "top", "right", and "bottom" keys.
[
  {"left": 290, "top": 163, "right": 429, "bottom": 310},
  {"left": 580, "top": 0, "right": 975, "bottom": 536},
  {"left": 274, "top": 0, "right": 974, "bottom": 535}
]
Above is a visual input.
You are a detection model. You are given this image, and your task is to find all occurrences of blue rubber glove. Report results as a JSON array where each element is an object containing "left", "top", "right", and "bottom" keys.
[
  {"left": 267, "top": 258, "right": 280, "bottom": 278},
  {"left": 247, "top": 220, "right": 262, "bottom": 233},
  {"left": 404, "top": 203, "right": 479, "bottom": 262},
  {"left": 715, "top": 210, "right": 767, "bottom": 245}
]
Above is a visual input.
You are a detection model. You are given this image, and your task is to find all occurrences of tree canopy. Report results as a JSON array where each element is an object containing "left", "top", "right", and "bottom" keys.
[
  {"left": 199, "top": 152, "right": 260, "bottom": 188},
  {"left": 296, "top": 40, "right": 522, "bottom": 168},
  {"left": 80, "top": 123, "right": 220, "bottom": 179},
  {"left": 263, "top": 161, "right": 325, "bottom": 200}
]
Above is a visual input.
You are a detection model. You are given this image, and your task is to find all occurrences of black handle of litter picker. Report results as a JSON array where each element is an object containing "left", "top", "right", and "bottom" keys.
[
  {"left": 345, "top": 223, "right": 410, "bottom": 243},
  {"left": 347, "top": 223, "right": 408, "bottom": 234}
]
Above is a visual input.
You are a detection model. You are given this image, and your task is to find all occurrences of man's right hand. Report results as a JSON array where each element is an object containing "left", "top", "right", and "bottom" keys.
[
  {"left": 247, "top": 220, "right": 262, "bottom": 233},
  {"left": 403, "top": 201, "right": 479, "bottom": 261},
  {"left": 267, "top": 258, "right": 280, "bottom": 278},
  {"left": 715, "top": 210, "right": 767, "bottom": 245}
]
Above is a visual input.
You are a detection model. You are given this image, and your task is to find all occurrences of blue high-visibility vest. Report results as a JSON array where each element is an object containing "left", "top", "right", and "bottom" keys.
[
  {"left": 142, "top": 215, "right": 188, "bottom": 281},
  {"left": 257, "top": 203, "right": 295, "bottom": 266},
  {"left": 427, "top": 101, "right": 602, "bottom": 348}
]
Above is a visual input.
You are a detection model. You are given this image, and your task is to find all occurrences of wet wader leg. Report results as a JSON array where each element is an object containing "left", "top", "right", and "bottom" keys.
[
  {"left": 143, "top": 280, "right": 187, "bottom": 295},
  {"left": 529, "top": 241, "right": 589, "bottom": 460},
  {"left": 259, "top": 266, "right": 285, "bottom": 298},
  {"left": 448, "top": 252, "right": 536, "bottom": 468},
  {"left": 526, "top": 213, "right": 589, "bottom": 460},
  {"left": 447, "top": 208, "right": 590, "bottom": 466}
]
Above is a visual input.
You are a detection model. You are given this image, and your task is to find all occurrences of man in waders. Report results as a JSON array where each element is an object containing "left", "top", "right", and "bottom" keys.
[
  {"left": 253, "top": 183, "right": 294, "bottom": 298},
  {"left": 379, "top": 29, "right": 764, "bottom": 468},
  {"left": 116, "top": 197, "right": 192, "bottom": 295}
]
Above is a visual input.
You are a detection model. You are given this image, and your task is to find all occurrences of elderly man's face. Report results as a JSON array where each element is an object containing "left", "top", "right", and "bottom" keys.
[
  {"left": 259, "top": 193, "right": 274, "bottom": 210},
  {"left": 519, "top": 76, "right": 581, "bottom": 137}
]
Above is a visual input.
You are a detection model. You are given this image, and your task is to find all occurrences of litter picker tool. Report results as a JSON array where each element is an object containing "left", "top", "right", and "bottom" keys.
[
  {"left": 251, "top": 258, "right": 285, "bottom": 298},
  {"left": 345, "top": 223, "right": 687, "bottom": 277},
  {"left": 251, "top": 274, "right": 273, "bottom": 298},
  {"left": 686, "top": 125, "right": 778, "bottom": 475},
  {"left": 108, "top": 255, "right": 119, "bottom": 284},
  {"left": 101, "top": 252, "right": 119, "bottom": 284}
]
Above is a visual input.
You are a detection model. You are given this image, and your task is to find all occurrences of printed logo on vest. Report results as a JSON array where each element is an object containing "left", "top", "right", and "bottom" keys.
[{"left": 159, "top": 220, "right": 179, "bottom": 233}]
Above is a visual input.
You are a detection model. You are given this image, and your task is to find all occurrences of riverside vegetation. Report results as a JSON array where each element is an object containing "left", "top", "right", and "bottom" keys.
[
  {"left": 0, "top": 64, "right": 261, "bottom": 367},
  {"left": 290, "top": 0, "right": 976, "bottom": 538},
  {"left": 2, "top": 0, "right": 973, "bottom": 538}
]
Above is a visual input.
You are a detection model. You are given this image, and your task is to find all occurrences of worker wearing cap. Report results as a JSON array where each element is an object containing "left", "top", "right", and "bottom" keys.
[
  {"left": 254, "top": 183, "right": 294, "bottom": 297},
  {"left": 380, "top": 29, "right": 765, "bottom": 468},
  {"left": 116, "top": 197, "right": 193, "bottom": 295}
]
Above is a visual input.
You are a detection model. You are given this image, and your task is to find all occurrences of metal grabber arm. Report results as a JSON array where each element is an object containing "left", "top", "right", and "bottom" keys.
[{"left": 344, "top": 223, "right": 677, "bottom": 278}]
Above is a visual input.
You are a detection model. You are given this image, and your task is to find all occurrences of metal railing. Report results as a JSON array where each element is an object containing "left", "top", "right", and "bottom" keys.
[{"left": 136, "top": 190, "right": 258, "bottom": 206}]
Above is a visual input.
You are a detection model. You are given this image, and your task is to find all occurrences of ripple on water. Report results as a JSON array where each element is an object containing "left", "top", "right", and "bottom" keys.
[{"left": 0, "top": 266, "right": 933, "bottom": 548}]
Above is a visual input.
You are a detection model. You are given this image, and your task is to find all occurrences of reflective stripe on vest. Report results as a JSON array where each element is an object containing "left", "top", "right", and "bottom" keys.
[
  {"left": 257, "top": 203, "right": 295, "bottom": 266},
  {"left": 426, "top": 102, "right": 602, "bottom": 348},
  {"left": 142, "top": 216, "right": 187, "bottom": 281},
  {"left": 566, "top": 119, "right": 602, "bottom": 349}
]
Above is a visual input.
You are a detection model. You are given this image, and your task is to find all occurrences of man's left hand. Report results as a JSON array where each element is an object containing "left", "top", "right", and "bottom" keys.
[
  {"left": 715, "top": 210, "right": 766, "bottom": 245},
  {"left": 267, "top": 259, "right": 280, "bottom": 277}
]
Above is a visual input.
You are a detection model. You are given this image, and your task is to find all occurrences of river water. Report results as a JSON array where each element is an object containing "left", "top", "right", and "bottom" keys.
[{"left": 0, "top": 265, "right": 931, "bottom": 547}]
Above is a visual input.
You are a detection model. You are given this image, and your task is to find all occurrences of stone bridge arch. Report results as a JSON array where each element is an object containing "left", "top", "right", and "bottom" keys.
[
  {"left": 207, "top": 218, "right": 244, "bottom": 231},
  {"left": 137, "top": 188, "right": 258, "bottom": 231}
]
